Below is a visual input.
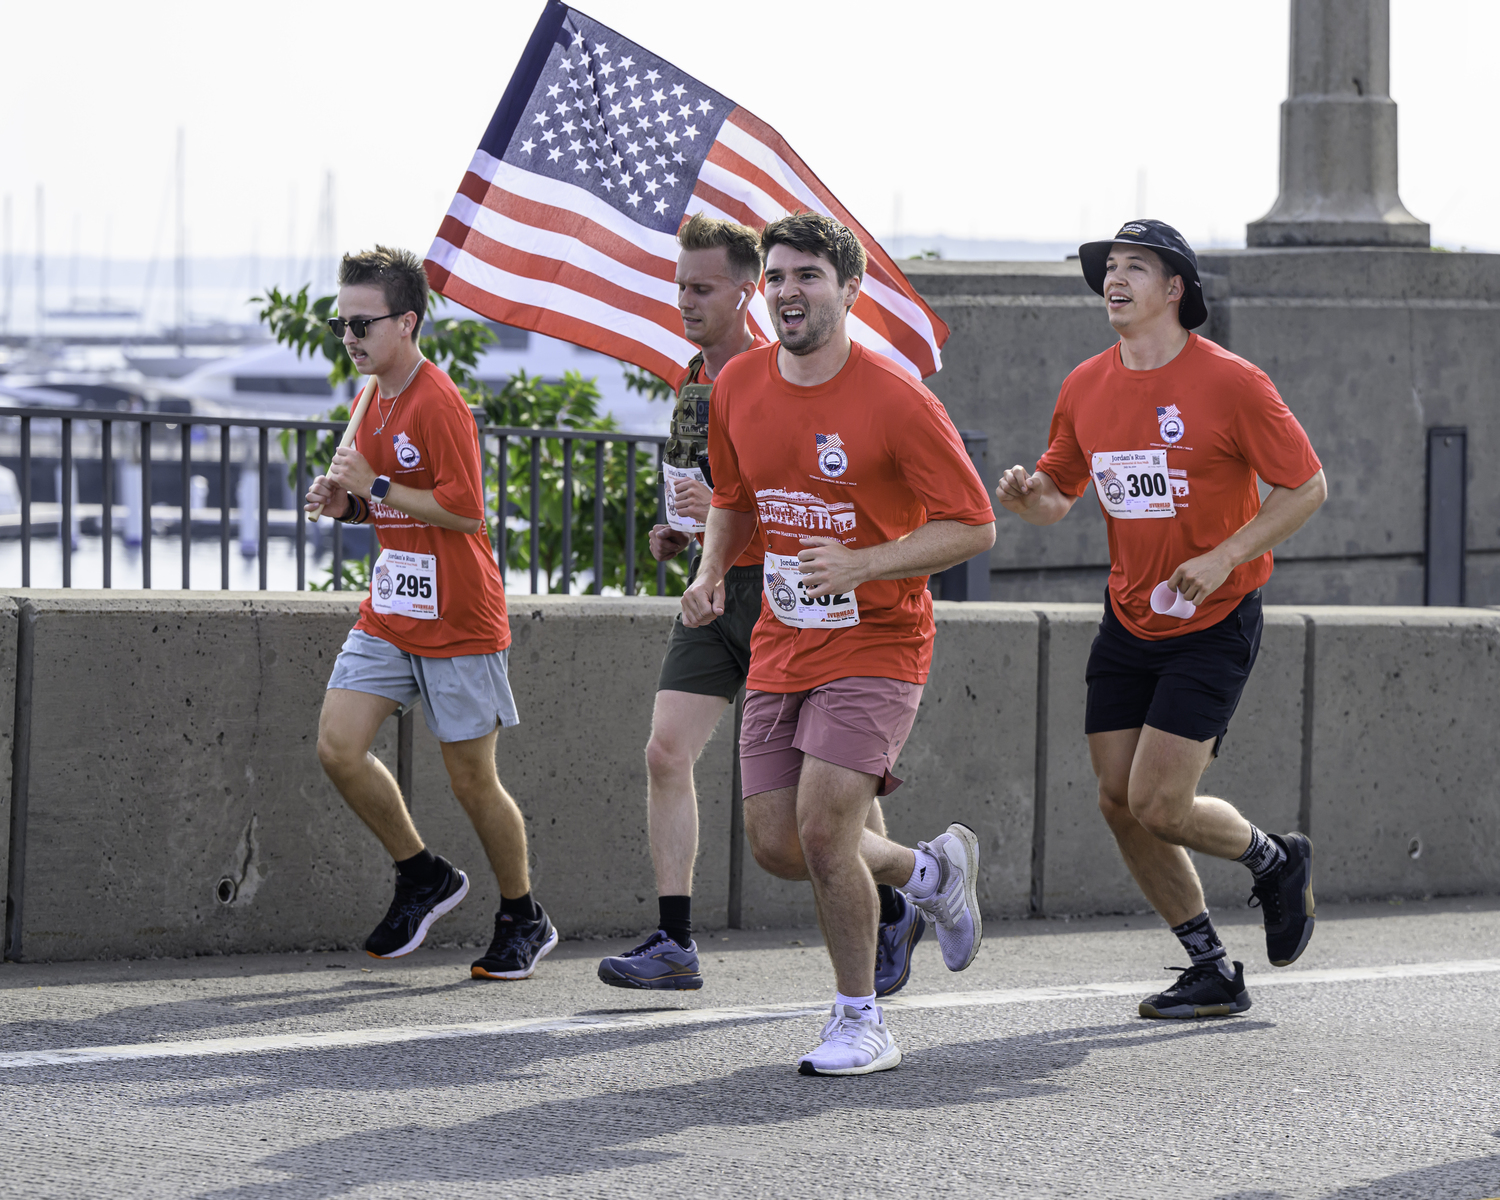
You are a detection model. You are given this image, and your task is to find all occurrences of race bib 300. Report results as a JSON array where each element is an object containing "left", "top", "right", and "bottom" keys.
[{"left": 1091, "top": 450, "right": 1175, "bottom": 520}]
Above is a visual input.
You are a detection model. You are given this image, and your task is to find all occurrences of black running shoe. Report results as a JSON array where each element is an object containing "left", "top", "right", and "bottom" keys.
[
  {"left": 364, "top": 857, "right": 469, "bottom": 959},
  {"left": 471, "top": 905, "right": 559, "bottom": 980},
  {"left": 1250, "top": 832, "right": 1316, "bottom": 966},
  {"left": 1139, "top": 961, "right": 1252, "bottom": 1019}
]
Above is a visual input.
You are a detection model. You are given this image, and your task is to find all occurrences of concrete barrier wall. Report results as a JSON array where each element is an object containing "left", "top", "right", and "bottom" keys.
[{"left": 2, "top": 590, "right": 1496, "bottom": 961}]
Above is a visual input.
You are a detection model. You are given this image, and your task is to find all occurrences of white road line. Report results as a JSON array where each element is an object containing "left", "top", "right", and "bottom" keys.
[{"left": 4, "top": 958, "right": 1497, "bottom": 1071}]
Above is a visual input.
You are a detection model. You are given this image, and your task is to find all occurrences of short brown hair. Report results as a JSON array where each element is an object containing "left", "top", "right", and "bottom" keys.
[
  {"left": 338, "top": 245, "right": 428, "bottom": 341},
  {"left": 677, "top": 213, "right": 762, "bottom": 283},
  {"left": 760, "top": 212, "right": 867, "bottom": 286}
]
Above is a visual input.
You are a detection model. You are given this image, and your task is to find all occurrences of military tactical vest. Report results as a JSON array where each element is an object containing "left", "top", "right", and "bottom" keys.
[{"left": 663, "top": 354, "right": 714, "bottom": 483}]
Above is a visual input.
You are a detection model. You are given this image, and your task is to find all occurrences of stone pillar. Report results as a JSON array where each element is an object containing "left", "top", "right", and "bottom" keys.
[{"left": 1247, "top": 0, "right": 1428, "bottom": 247}]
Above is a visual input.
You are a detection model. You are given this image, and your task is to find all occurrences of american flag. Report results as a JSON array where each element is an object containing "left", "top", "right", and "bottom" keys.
[
  {"left": 815, "top": 433, "right": 845, "bottom": 452},
  {"left": 425, "top": 2, "right": 949, "bottom": 385}
]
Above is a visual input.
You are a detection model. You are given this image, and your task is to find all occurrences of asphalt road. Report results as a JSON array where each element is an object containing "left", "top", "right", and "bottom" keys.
[{"left": 2, "top": 897, "right": 1498, "bottom": 1199}]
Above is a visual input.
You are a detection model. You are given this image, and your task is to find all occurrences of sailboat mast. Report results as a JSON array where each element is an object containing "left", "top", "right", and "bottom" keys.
[{"left": 175, "top": 127, "right": 185, "bottom": 354}]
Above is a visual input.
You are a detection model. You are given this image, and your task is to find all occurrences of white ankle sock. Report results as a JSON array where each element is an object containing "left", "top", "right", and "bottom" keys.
[
  {"left": 903, "top": 847, "right": 940, "bottom": 899},
  {"left": 834, "top": 991, "right": 877, "bottom": 1014}
]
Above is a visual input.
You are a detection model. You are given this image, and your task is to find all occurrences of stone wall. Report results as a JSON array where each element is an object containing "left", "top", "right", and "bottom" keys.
[{"left": 3, "top": 590, "right": 1495, "bottom": 961}]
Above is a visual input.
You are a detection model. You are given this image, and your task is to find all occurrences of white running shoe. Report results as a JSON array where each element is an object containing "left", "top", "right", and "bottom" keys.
[
  {"left": 797, "top": 1003, "right": 902, "bottom": 1076},
  {"left": 909, "top": 822, "right": 982, "bottom": 971}
]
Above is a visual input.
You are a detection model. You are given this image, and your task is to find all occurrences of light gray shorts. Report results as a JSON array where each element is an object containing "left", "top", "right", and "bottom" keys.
[{"left": 326, "top": 629, "right": 520, "bottom": 744}]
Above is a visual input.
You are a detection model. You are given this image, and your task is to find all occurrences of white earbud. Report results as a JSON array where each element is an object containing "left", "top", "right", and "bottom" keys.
[{"left": 736, "top": 292, "right": 747, "bottom": 311}]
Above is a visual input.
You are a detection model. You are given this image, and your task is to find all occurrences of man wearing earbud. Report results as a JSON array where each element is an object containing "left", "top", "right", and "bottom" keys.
[{"left": 995, "top": 220, "right": 1326, "bottom": 1021}]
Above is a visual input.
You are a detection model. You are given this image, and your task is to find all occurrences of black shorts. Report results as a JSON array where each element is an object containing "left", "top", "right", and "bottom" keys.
[
  {"left": 656, "top": 562, "right": 762, "bottom": 700},
  {"left": 1084, "top": 589, "right": 1263, "bottom": 755}
]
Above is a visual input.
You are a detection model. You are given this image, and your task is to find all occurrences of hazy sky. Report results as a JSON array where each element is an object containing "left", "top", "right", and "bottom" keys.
[{"left": 2, "top": 0, "right": 1496, "bottom": 269}]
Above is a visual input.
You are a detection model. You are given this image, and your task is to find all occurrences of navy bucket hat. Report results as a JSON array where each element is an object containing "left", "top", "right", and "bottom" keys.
[{"left": 1078, "top": 219, "right": 1207, "bottom": 330}]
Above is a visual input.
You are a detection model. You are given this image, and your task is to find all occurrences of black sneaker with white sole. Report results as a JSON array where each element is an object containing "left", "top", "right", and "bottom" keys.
[
  {"left": 1139, "top": 960, "right": 1252, "bottom": 1019},
  {"left": 471, "top": 905, "right": 559, "bottom": 980},
  {"left": 1250, "top": 831, "right": 1316, "bottom": 966},
  {"left": 364, "top": 857, "right": 469, "bottom": 959}
]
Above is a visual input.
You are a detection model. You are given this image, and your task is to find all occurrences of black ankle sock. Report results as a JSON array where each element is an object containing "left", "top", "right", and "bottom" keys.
[
  {"left": 395, "top": 849, "right": 441, "bottom": 886},
  {"left": 1170, "top": 910, "right": 1232, "bottom": 977},
  {"left": 877, "top": 884, "right": 903, "bottom": 925},
  {"left": 658, "top": 895, "right": 692, "bottom": 948},
  {"left": 500, "top": 892, "right": 538, "bottom": 922}
]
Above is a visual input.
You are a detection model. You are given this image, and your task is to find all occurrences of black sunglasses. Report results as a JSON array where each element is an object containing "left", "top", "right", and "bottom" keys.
[{"left": 327, "top": 313, "right": 404, "bottom": 338}]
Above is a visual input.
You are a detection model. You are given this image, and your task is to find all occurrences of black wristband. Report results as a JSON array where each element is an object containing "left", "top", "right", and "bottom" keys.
[{"left": 338, "top": 494, "right": 368, "bottom": 525}]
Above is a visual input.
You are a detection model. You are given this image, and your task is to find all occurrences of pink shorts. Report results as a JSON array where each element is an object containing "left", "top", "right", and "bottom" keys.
[{"left": 739, "top": 677, "right": 924, "bottom": 798}]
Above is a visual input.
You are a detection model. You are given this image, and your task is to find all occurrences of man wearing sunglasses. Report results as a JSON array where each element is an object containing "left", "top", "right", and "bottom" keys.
[{"left": 306, "top": 244, "right": 557, "bottom": 982}]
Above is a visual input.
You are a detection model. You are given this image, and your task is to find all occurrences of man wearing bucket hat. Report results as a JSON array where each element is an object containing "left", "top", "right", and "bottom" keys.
[{"left": 995, "top": 220, "right": 1327, "bottom": 1019}]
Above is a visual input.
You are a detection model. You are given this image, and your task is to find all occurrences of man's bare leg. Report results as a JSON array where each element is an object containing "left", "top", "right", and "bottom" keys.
[
  {"left": 745, "top": 785, "right": 914, "bottom": 887},
  {"left": 644, "top": 689, "right": 730, "bottom": 895},
  {"left": 317, "top": 689, "right": 417, "bottom": 858},
  {"left": 1091, "top": 726, "right": 1255, "bottom": 927},
  {"left": 440, "top": 729, "right": 531, "bottom": 899}
]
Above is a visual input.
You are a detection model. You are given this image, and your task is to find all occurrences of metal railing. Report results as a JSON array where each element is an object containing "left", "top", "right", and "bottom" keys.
[{"left": 0, "top": 405, "right": 672, "bottom": 595}]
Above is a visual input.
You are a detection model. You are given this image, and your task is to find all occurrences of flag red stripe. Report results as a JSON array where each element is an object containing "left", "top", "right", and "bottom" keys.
[
  {"left": 455, "top": 171, "right": 676, "bottom": 283},
  {"left": 435, "top": 214, "right": 681, "bottom": 330},
  {"left": 431, "top": 265, "right": 685, "bottom": 387},
  {"left": 723, "top": 108, "right": 949, "bottom": 349}
]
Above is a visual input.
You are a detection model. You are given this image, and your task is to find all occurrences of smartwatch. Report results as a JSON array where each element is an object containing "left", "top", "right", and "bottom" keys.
[{"left": 370, "top": 475, "right": 392, "bottom": 502}]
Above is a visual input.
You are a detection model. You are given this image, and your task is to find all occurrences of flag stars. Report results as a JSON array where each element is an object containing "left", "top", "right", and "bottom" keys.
[
  {"left": 650, "top": 88, "right": 666, "bottom": 105},
  {"left": 655, "top": 110, "right": 672, "bottom": 127},
  {"left": 676, "top": 104, "right": 692, "bottom": 120},
  {"left": 554, "top": 102, "right": 569, "bottom": 116},
  {"left": 574, "top": 159, "right": 589, "bottom": 173},
  {"left": 645, "top": 136, "right": 659, "bottom": 149},
  {"left": 568, "top": 138, "right": 583, "bottom": 152},
  {"left": 520, "top": 138, "right": 536, "bottom": 154},
  {"left": 603, "top": 82, "right": 619, "bottom": 99},
  {"left": 608, "top": 102, "right": 625, "bottom": 119},
  {"left": 546, "top": 83, "right": 562, "bottom": 99},
  {"left": 594, "top": 156, "right": 606, "bottom": 170},
  {"left": 618, "top": 55, "right": 634, "bottom": 70},
  {"left": 662, "top": 171, "right": 678, "bottom": 187},
  {"left": 697, "top": 99, "right": 713, "bottom": 115},
  {"left": 600, "top": 177, "right": 614, "bottom": 192},
  {"left": 645, "top": 69, "right": 660, "bottom": 83},
  {"left": 624, "top": 74, "right": 639, "bottom": 90},
  {"left": 593, "top": 41, "right": 608, "bottom": 54},
  {"left": 610, "top": 151, "right": 624, "bottom": 167},
  {"left": 559, "top": 56, "right": 574, "bottom": 70},
  {"left": 663, "top": 129, "right": 680, "bottom": 145},
  {"left": 540, "top": 129, "right": 557, "bottom": 143},
  {"left": 625, "top": 140, "right": 641, "bottom": 156},
  {"left": 570, "top": 30, "right": 584, "bottom": 46},
  {"left": 644, "top": 178, "right": 659, "bottom": 195},
  {"left": 617, "top": 173, "right": 631, "bottom": 185},
  {"left": 547, "top": 147, "right": 563, "bottom": 162},
  {"left": 626, "top": 191, "right": 642, "bottom": 208},
  {"left": 532, "top": 111, "right": 549, "bottom": 126},
  {"left": 634, "top": 161, "right": 649, "bottom": 176},
  {"left": 567, "top": 76, "right": 582, "bottom": 92},
  {"left": 683, "top": 124, "right": 699, "bottom": 141},
  {"left": 670, "top": 83, "right": 687, "bottom": 99},
  {"left": 587, "top": 137, "right": 599, "bottom": 150},
  {"left": 628, "top": 94, "right": 645, "bottom": 112},
  {"left": 671, "top": 152, "right": 686, "bottom": 165},
  {"left": 561, "top": 120, "right": 577, "bottom": 134},
  {"left": 598, "top": 60, "right": 614, "bottom": 78},
  {"left": 636, "top": 115, "right": 651, "bottom": 130},
  {"left": 578, "top": 52, "right": 591, "bottom": 68},
  {"left": 654, "top": 198, "right": 669, "bottom": 214},
  {"left": 654, "top": 154, "right": 667, "bottom": 168}
]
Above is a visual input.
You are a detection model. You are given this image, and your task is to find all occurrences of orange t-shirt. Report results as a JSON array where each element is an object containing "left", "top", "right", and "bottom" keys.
[
  {"left": 1036, "top": 333, "right": 1321, "bottom": 641},
  {"left": 352, "top": 361, "right": 510, "bottom": 657},
  {"left": 709, "top": 341, "right": 995, "bottom": 692},
  {"left": 672, "top": 336, "right": 770, "bottom": 569}
]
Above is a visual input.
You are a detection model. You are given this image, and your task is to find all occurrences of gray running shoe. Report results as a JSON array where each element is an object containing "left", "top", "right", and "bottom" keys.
[
  {"left": 874, "top": 889, "right": 925, "bottom": 998},
  {"left": 597, "top": 929, "right": 704, "bottom": 990},
  {"left": 909, "top": 822, "right": 982, "bottom": 972}
]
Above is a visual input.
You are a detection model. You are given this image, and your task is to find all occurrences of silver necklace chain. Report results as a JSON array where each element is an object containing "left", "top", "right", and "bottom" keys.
[{"left": 373, "top": 356, "right": 425, "bottom": 434}]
